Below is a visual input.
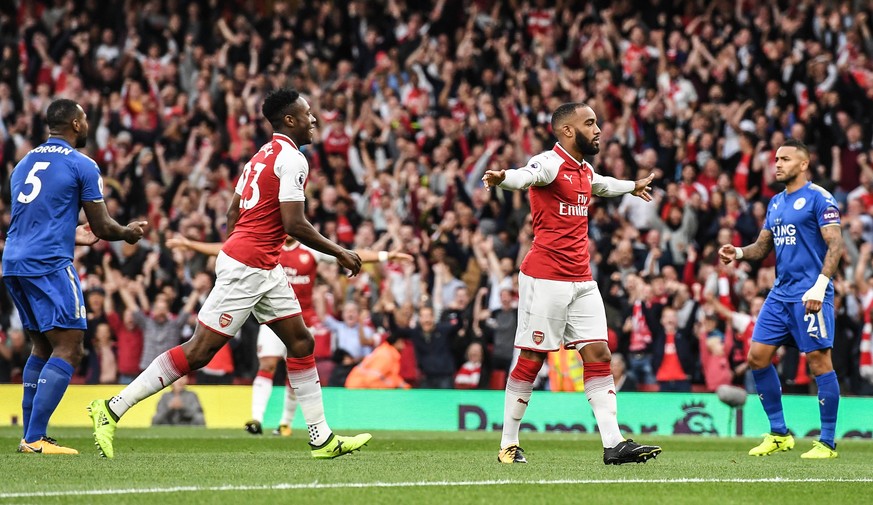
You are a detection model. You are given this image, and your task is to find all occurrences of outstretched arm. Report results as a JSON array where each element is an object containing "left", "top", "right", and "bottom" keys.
[
  {"left": 482, "top": 157, "right": 558, "bottom": 191},
  {"left": 355, "top": 249, "right": 414, "bottom": 264},
  {"left": 592, "top": 172, "right": 654, "bottom": 200},
  {"left": 165, "top": 235, "right": 223, "bottom": 256},
  {"left": 719, "top": 229, "right": 773, "bottom": 264}
]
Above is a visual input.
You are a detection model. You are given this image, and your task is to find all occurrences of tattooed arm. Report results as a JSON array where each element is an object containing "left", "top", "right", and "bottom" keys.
[{"left": 718, "top": 229, "right": 773, "bottom": 264}]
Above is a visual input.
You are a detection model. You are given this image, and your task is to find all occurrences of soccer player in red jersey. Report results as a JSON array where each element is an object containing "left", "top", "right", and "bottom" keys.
[
  {"left": 166, "top": 235, "right": 411, "bottom": 436},
  {"left": 482, "top": 102, "right": 662, "bottom": 465},
  {"left": 88, "top": 88, "right": 371, "bottom": 459}
]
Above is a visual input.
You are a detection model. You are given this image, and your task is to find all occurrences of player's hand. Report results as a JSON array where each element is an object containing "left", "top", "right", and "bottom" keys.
[
  {"left": 165, "top": 235, "right": 191, "bottom": 250},
  {"left": 801, "top": 274, "right": 830, "bottom": 314},
  {"left": 631, "top": 173, "right": 655, "bottom": 201},
  {"left": 338, "top": 249, "right": 363, "bottom": 277},
  {"left": 75, "top": 225, "right": 99, "bottom": 246},
  {"left": 481, "top": 169, "right": 506, "bottom": 190},
  {"left": 803, "top": 298, "right": 823, "bottom": 315},
  {"left": 125, "top": 221, "right": 148, "bottom": 244},
  {"left": 718, "top": 244, "right": 737, "bottom": 265}
]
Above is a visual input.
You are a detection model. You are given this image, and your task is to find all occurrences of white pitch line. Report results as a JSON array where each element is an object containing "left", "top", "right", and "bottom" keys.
[{"left": 1, "top": 478, "right": 872, "bottom": 499}]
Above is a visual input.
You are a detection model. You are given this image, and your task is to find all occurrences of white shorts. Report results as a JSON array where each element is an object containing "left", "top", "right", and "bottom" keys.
[
  {"left": 198, "top": 252, "right": 301, "bottom": 337},
  {"left": 514, "top": 271, "right": 608, "bottom": 352},
  {"left": 257, "top": 324, "right": 286, "bottom": 358},
  {"left": 256, "top": 323, "right": 318, "bottom": 359}
]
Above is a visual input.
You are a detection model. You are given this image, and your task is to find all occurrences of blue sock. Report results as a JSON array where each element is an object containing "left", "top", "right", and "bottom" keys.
[
  {"left": 815, "top": 371, "right": 840, "bottom": 448},
  {"left": 21, "top": 355, "right": 47, "bottom": 438},
  {"left": 752, "top": 365, "right": 787, "bottom": 435},
  {"left": 24, "top": 357, "right": 74, "bottom": 443}
]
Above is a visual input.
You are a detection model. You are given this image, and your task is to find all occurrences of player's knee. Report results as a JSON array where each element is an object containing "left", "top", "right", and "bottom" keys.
[
  {"left": 807, "top": 355, "right": 833, "bottom": 376},
  {"left": 288, "top": 336, "right": 315, "bottom": 357},
  {"left": 258, "top": 359, "right": 278, "bottom": 374},
  {"left": 746, "top": 351, "right": 767, "bottom": 370},
  {"left": 66, "top": 345, "right": 85, "bottom": 367}
]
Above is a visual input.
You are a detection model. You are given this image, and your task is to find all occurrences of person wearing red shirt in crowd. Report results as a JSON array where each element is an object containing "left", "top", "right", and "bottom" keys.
[
  {"left": 102, "top": 273, "right": 143, "bottom": 385},
  {"left": 320, "top": 110, "right": 350, "bottom": 161},
  {"left": 88, "top": 88, "right": 371, "bottom": 460},
  {"left": 482, "top": 102, "right": 661, "bottom": 465},
  {"left": 646, "top": 305, "right": 697, "bottom": 392}
]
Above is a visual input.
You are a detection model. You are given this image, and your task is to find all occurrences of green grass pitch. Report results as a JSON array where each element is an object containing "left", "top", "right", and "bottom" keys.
[{"left": 2, "top": 428, "right": 871, "bottom": 505}]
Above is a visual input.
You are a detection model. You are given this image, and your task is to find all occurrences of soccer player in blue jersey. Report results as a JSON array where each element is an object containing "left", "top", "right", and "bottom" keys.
[
  {"left": 719, "top": 138, "right": 843, "bottom": 459},
  {"left": 4, "top": 99, "right": 146, "bottom": 454}
]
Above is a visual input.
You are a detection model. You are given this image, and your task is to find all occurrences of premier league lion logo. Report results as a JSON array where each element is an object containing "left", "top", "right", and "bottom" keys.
[{"left": 673, "top": 401, "right": 718, "bottom": 435}]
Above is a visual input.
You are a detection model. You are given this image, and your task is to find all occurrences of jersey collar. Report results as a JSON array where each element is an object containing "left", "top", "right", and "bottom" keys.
[
  {"left": 46, "top": 136, "right": 72, "bottom": 147},
  {"left": 553, "top": 143, "right": 583, "bottom": 168},
  {"left": 273, "top": 133, "right": 298, "bottom": 150}
]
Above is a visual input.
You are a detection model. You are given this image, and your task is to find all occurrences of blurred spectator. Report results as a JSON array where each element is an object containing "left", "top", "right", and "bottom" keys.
[
  {"left": 623, "top": 275, "right": 655, "bottom": 385},
  {"left": 477, "top": 287, "right": 517, "bottom": 377},
  {"left": 0, "top": 328, "right": 30, "bottom": 383},
  {"left": 328, "top": 348, "right": 357, "bottom": 387},
  {"left": 454, "top": 341, "right": 483, "bottom": 390},
  {"left": 103, "top": 272, "right": 144, "bottom": 384},
  {"left": 323, "top": 301, "right": 375, "bottom": 363},
  {"left": 117, "top": 276, "right": 199, "bottom": 371},
  {"left": 92, "top": 322, "right": 118, "bottom": 384},
  {"left": 645, "top": 305, "right": 698, "bottom": 393},
  {"left": 389, "top": 305, "right": 455, "bottom": 389},
  {"left": 611, "top": 353, "right": 637, "bottom": 393},
  {"left": 346, "top": 335, "right": 410, "bottom": 389},
  {"left": 151, "top": 375, "right": 205, "bottom": 426}
]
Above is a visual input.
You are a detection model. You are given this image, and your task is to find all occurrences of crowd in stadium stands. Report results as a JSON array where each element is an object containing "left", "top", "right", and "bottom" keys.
[{"left": 2, "top": 0, "right": 873, "bottom": 397}]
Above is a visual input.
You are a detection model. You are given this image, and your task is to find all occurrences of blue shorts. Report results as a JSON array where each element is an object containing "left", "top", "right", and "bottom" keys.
[
  {"left": 4, "top": 266, "right": 87, "bottom": 332},
  {"left": 752, "top": 296, "right": 834, "bottom": 353}
]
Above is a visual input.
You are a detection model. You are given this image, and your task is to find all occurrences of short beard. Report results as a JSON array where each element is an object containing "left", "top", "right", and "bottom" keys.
[
  {"left": 574, "top": 128, "right": 599, "bottom": 155},
  {"left": 75, "top": 133, "right": 87, "bottom": 148}
]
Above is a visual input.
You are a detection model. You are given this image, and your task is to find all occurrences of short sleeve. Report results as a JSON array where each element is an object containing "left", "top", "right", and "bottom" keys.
[
  {"left": 815, "top": 193, "right": 841, "bottom": 228},
  {"left": 78, "top": 156, "right": 104, "bottom": 202},
  {"left": 234, "top": 163, "right": 249, "bottom": 195},
  {"left": 276, "top": 150, "right": 308, "bottom": 202}
]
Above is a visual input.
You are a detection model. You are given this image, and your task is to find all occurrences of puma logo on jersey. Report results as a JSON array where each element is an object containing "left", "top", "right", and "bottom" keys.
[{"left": 563, "top": 174, "right": 573, "bottom": 184}]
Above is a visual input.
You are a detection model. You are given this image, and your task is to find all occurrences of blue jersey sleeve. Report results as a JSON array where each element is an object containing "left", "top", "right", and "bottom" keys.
[
  {"left": 815, "top": 192, "right": 841, "bottom": 228},
  {"left": 78, "top": 156, "right": 104, "bottom": 203}
]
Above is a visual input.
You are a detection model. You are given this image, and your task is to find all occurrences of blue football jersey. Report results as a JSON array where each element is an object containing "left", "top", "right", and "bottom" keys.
[
  {"left": 763, "top": 182, "right": 840, "bottom": 302},
  {"left": 2, "top": 138, "right": 104, "bottom": 276}
]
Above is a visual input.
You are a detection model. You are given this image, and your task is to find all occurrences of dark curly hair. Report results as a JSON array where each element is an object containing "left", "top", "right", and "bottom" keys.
[{"left": 261, "top": 88, "right": 301, "bottom": 128}]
